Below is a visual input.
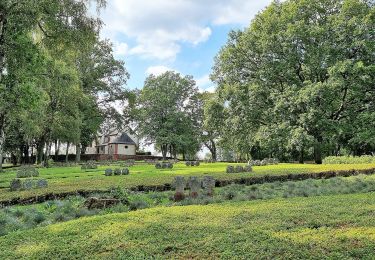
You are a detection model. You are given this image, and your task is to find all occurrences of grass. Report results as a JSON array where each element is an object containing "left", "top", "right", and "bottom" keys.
[
  {"left": 1, "top": 191, "right": 375, "bottom": 259},
  {"left": 1, "top": 162, "right": 375, "bottom": 202},
  {"left": 1, "top": 174, "right": 375, "bottom": 237},
  {"left": 323, "top": 155, "right": 375, "bottom": 164}
]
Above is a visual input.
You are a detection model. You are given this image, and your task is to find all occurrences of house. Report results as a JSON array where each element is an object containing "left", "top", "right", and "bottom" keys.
[{"left": 86, "top": 131, "right": 138, "bottom": 157}]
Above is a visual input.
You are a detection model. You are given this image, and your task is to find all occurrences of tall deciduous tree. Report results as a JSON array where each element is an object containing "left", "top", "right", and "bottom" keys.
[
  {"left": 212, "top": 0, "right": 375, "bottom": 163},
  {"left": 124, "top": 71, "right": 200, "bottom": 160},
  {"left": 0, "top": 0, "right": 107, "bottom": 170}
]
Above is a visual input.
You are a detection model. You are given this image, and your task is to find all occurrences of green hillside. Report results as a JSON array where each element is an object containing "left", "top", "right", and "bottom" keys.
[{"left": 1, "top": 192, "right": 374, "bottom": 259}]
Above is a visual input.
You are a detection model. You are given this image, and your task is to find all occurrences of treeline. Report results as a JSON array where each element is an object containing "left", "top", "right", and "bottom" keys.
[
  {"left": 0, "top": 0, "right": 128, "bottom": 170},
  {"left": 211, "top": 0, "right": 375, "bottom": 163},
  {"left": 1, "top": 0, "right": 374, "bottom": 167},
  {"left": 125, "top": 0, "right": 374, "bottom": 163}
]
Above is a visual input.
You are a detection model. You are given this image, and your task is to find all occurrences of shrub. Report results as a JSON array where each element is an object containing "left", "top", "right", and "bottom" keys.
[{"left": 109, "top": 187, "right": 130, "bottom": 204}]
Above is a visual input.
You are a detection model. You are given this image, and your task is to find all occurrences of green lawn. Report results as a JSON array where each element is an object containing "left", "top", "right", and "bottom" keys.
[
  {"left": 1, "top": 162, "right": 375, "bottom": 202},
  {"left": 1, "top": 192, "right": 374, "bottom": 259}
]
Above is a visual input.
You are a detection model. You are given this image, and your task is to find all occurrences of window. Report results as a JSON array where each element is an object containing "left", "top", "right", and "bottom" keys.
[{"left": 125, "top": 146, "right": 128, "bottom": 149}]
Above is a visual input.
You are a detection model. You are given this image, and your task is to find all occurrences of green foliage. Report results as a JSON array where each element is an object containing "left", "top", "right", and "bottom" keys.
[
  {"left": 323, "top": 155, "right": 375, "bottom": 164},
  {"left": 1, "top": 192, "right": 375, "bottom": 258},
  {"left": 0, "top": 0, "right": 129, "bottom": 168},
  {"left": 212, "top": 0, "right": 375, "bottom": 163},
  {"left": 124, "top": 71, "right": 201, "bottom": 159}
]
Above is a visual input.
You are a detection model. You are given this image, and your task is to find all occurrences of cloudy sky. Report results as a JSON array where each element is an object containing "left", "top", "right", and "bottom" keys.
[{"left": 96, "top": 0, "right": 273, "bottom": 92}]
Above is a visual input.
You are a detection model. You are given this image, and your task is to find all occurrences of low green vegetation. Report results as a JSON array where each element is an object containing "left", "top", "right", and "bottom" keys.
[
  {"left": 1, "top": 163, "right": 375, "bottom": 202},
  {"left": 323, "top": 155, "right": 375, "bottom": 165},
  {"left": 1, "top": 192, "right": 375, "bottom": 259},
  {"left": 2, "top": 174, "right": 375, "bottom": 237}
]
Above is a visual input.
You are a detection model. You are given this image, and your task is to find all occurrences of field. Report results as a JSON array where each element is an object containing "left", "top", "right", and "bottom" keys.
[
  {"left": 1, "top": 162, "right": 375, "bottom": 258},
  {"left": 1, "top": 192, "right": 374, "bottom": 259},
  {"left": 1, "top": 162, "right": 375, "bottom": 202}
]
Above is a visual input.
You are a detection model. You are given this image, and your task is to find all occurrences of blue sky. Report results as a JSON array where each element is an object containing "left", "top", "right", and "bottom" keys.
[{"left": 98, "top": 0, "right": 273, "bottom": 92}]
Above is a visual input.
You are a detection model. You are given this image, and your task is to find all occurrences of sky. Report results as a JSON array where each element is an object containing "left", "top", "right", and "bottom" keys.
[{"left": 96, "top": 0, "right": 273, "bottom": 92}]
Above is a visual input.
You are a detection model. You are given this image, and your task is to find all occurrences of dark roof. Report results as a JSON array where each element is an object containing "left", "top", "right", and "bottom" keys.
[{"left": 109, "top": 133, "right": 136, "bottom": 145}]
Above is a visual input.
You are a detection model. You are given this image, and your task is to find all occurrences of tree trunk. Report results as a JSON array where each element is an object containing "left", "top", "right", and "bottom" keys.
[
  {"left": 44, "top": 141, "right": 52, "bottom": 167},
  {"left": 0, "top": 128, "right": 4, "bottom": 172},
  {"left": 314, "top": 141, "right": 323, "bottom": 164},
  {"left": 36, "top": 140, "right": 45, "bottom": 165},
  {"left": 24, "top": 144, "right": 30, "bottom": 164},
  {"left": 298, "top": 148, "right": 304, "bottom": 164},
  {"left": 66, "top": 142, "right": 70, "bottom": 163},
  {"left": 161, "top": 144, "right": 167, "bottom": 161},
  {"left": 11, "top": 153, "right": 17, "bottom": 165},
  {"left": 19, "top": 146, "right": 24, "bottom": 164},
  {"left": 210, "top": 140, "right": 217, "bottom": 161},
  {"left": 54, "top": 140, "right": 59, "bottom": 160},
  {"left": 173, "top": 145, "right": 177, "bottom": 160},
  {"left": 76, "top": 144, "right": 81, "bottom": 163},
  {"left": 30, "top": 145, "right": 34, "bottom": 164}
]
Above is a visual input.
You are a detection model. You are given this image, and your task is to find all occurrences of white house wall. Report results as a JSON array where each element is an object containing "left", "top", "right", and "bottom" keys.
[{"left": 117, "top": 144, "right": 136, "bottom": 155}]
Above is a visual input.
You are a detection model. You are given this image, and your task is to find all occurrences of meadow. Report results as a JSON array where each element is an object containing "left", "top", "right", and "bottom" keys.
[
  {"left": 1, "top": 162, "right": 375, "bottom": 202},
  {"left": 1, "top": 192, "right": 374, "bottom": 259},
  {"left": 1, "top": 174, "right": 375, "bottom": 237}
]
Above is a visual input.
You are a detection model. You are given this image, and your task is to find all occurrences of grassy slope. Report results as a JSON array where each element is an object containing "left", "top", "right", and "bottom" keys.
[
  {"left": 1, "top": 163, "right": 375, "bottom": 202},
  {"left": 0, "top": 192, "right": 374, "bottom": 259}
]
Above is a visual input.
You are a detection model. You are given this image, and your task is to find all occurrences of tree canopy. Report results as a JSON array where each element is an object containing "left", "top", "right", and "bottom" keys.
[
  {"left": 211, "top": 0, "right": 375, "bottom": 163},
  {"left": 124, "top": 71, "right": 201, "bottom": 160}
]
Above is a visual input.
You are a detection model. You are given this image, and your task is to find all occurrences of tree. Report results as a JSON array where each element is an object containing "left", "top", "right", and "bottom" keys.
[
  {"left": 199, "top": 93, "right": 224, "bottom": 161},
  {"left": 124, "top": 71, "right": 200, "bottom": 160},
  {"left": 212, "top": 0, "right": 375, "bottom": 163},
  {"left": 75, "top": 39, "right": 130, "bottom": 162},
  {"left": 0, "top": 0, "right": 112, "bottom": 169}
]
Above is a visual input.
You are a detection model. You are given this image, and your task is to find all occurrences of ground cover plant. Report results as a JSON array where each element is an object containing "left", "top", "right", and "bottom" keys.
[
  {"left": 1, "top": 162, "right": 375, "bottom": 202},
  {"left": 1, "top": 174, "right": 375, "bottom": 237},
  {"left": 1, "top": 192, "right": 375, "bottom": 259},
  {"left": 323, "top": 155, "right": 375, "bottom": 164}
]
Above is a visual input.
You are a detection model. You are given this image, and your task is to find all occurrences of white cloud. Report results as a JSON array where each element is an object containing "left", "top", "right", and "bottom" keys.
[
  {"left": 145, "top": 65, "right": 177, "bottom": 76},
  {"left": 203, "top": 86, "right": 216, "bottom": 93},
  {"left": 196, "top": 74, "right": 216, "bottom": 93},
  {"left": 99, "top": 0, "right": 271, "bottom": 61},
  {"left": 113, "top": 41, "right": 129, "bottom": 56},
  {"left": 196, "top": 74, "right": 211, "bottom": 88}
]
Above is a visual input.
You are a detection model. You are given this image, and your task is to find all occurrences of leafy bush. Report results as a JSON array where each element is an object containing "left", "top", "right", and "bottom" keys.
[{"left": 323, "top": 155, "right": 375, "bottom": 164}]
